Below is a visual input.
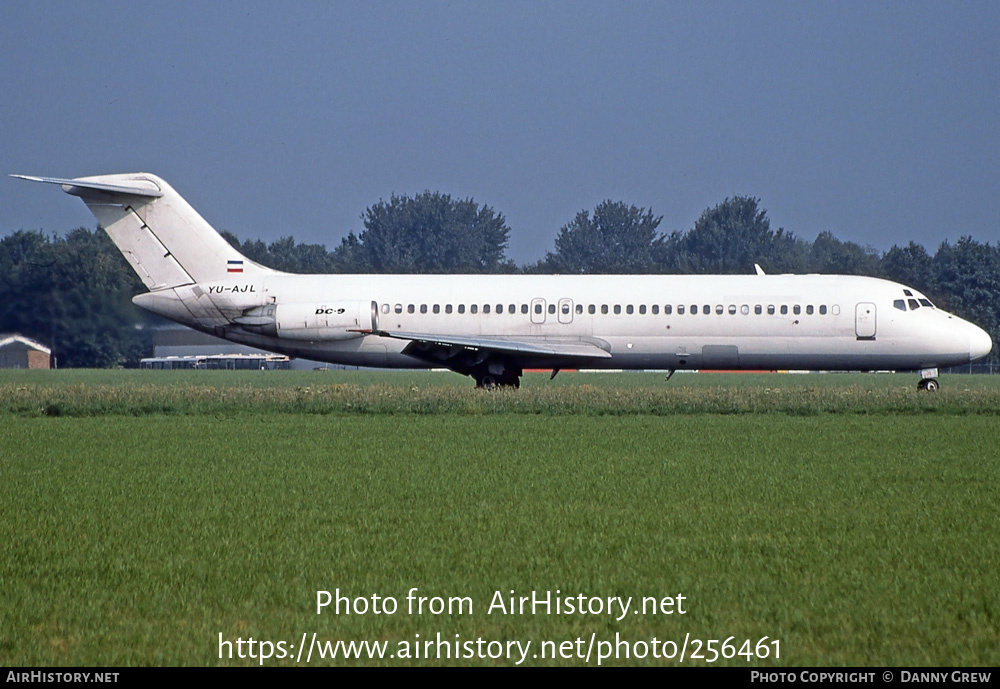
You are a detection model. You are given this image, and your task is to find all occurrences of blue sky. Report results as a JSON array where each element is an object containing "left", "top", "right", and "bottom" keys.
[{"left": 2, "top": 1, "right": 998, "bottom": 265}]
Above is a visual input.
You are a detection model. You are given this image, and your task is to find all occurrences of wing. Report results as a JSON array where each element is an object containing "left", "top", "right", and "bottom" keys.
[{"left": 370, "top": 329, "right": 612, "bottom": 370}]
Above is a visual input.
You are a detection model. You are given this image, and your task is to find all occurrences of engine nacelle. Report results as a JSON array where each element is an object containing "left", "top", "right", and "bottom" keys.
[{"left": 236, "top": 301, "right": 378, "bottom": 340}]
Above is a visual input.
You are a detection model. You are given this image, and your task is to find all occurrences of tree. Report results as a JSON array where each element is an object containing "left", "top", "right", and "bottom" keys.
[
  {"left": 542, "top": 200, "right": 663, "bottom": 273},
  {"left": 930, "top": 237, "right": 1000, "bottom": 355},
  {"left": 880, "top": 241, "right": 933, "bottom": 293},
  {"left": 220, "top": 231, "right": 339, "bottom": 273},
  {"left": 663, "top": 196, "right": 804, "bottom": 274},
  {"left": 807, "top": 231, "right": 880, "bottom": 275},
  {"left": 0, "top": 229, "right": 152, "bottom": 367},
  {"left": 334, "top": 192, "right": 513, "bottom": 273},
  {"left": 0, "top": 230, "right": 54, "bottom": 344}
]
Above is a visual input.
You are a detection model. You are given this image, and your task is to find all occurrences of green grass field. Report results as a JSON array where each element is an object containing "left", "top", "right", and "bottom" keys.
[
  {"left": 4, "top": 370, "right": 1000, "bottom": 417},
  {"left": 1, "top": 371, "right": 998, "bottom": 666}
]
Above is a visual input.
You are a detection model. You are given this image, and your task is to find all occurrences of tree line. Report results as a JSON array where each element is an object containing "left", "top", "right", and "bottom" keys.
[{"left": 2, "top": 193, "right": 997, "bottom": 366}]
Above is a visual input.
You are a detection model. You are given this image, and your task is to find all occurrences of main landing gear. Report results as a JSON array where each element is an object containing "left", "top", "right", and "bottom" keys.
[
  {"left": 474, "top": 364, "right": 522, "bottom": 389},
  {"left": 916, "top": 368, "right": 939, "bottom": 392},
  {"left": 475, "top": 371, "right": 521, "bottom": 389}
]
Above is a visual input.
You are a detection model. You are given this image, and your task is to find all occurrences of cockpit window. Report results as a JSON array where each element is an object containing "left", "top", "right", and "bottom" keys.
[{"left": 898, "top": 288, "right": 937, "bottom": 310}]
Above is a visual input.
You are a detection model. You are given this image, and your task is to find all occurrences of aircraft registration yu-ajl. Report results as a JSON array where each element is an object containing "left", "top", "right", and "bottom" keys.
[{"left": 14, "top": 173, "right": 993, "bottom": 390}]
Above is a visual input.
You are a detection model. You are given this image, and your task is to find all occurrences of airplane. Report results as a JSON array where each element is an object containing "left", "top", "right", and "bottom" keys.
[{"left": 13, "top": 172, "right": 993, "bottom": 390}]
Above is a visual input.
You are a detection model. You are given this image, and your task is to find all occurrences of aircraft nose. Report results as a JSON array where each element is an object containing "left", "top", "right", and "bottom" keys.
[{"left": 970, "top": 324, "right": 993, "bottom": 362}]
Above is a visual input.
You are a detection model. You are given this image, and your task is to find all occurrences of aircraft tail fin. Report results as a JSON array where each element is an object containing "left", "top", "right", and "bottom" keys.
[{"left": 11, "top": 173, "right": 274, "bottom": 291}]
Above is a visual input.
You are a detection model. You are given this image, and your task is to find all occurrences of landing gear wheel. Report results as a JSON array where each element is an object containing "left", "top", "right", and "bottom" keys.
[
  {"left": 474, "top": 365, "right": 521, "bottom": 389},
  {"left": 917, "top": 378, "right": 939, "bottom": 392}
]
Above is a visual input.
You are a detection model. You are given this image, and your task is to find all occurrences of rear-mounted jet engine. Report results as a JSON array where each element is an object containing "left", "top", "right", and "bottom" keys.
[{"left": 235, "top": 300, "right": 378, "bottom": 340}]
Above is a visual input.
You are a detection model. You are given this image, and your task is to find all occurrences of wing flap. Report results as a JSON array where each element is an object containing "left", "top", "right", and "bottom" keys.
[{"left": 374, "top": 330, "right": 612, "bottom": 359}]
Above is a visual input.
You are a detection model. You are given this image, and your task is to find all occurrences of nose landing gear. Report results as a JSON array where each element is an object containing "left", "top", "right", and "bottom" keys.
[{"left": 916, "top": 368, "right": 939, "bottom": 392}]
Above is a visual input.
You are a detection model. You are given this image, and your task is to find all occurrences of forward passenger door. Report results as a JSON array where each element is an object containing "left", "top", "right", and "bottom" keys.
[{"left": 856, "top": 303, "right": 876, "bottom": 340}]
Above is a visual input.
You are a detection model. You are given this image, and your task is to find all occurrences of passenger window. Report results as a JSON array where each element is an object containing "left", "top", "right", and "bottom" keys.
[
  {"left": 458, "top": 304, "right": 466, "bottom": 314},
  {"left": 716, "top": 305, "right": 723, "bottom": 314},
  {"left": 755, "top": 305, "right": 762, "bottom": 315},
  {"left": 432, "top": 304, "right": 440, "bottom": 314},
  {"left": 471, "top": 305, "right": 478, "bottom": 314},
  {"left": 639, "top": 305, "right": 646, "bottom": 314},
  {"left": 767, "top": 305, "right": 775, "bottom": 315},
  {"left": 703, "top": 305, "right": 710, "bottom": 315},
  {"left": 509, "top": 304, "right": 515, "bottom": 314},
  {"left": 483, "top": 304, "right": 491, "bottom": 314},
  {"left": 588, "top": 305, "right": 596, "bottom": 314},
  {"left": 793, "top": 305, "right": 801, "bottom": 315},
  {"left": 548, "top": 304, "right": 556, "bottom": 314},
  {"left": 832, "top": 305, "right": 841, "bottom": 315},
  {"left": 780, "top": 305, "right": 788, "bottom": 315},
  {"left": 626, "top": 305, "right": 634, "bottom": 315},
  {"left": 652, "top": 305, "right": 660, "bottom": 315},
  {"left": 445, "top": 304, "right": 453, "bottom": 314},
  {"left": 677, "top": 305, "right": 685, "bottom": 315},
  {"left": 497, "top": 304, "right": 504, "bottom": 313},
  {"left": 395, "top": 304, "right": 403, "bottom": 314},
  {"left": 601, "top": 305, "right": 609, "bottom": 314},
  {"left": 407, "top": 304, "right": 415, "bottom": 314},
  {"left": 420, "top": 304, "right": 427, "bottom": 314},
  {"left": 614, "top": 305, "right": 622, "bottom": 315},
  {"left": 819, "top": 305, "right": 827, "bottom": 315},
  {"left": 382, "top": 303, "right": 390, "bottom": 314},
  {"left": 576, "top": 304, "right": 583, "bottom": 314},
  {"left": 521, "top": 304, "right": 528, "bottom": 314},
  {"left": 806, "top": 305, "right": 813, "bottom": 315},
  {"left": 562, "top": 303, "right": 571, "bottom": 314},
  {"left": 691, "top": 305, "right": 698, "bottom": 315},
  {"left": 534, "top": 304, "right": 542, "bottom": 314},
  {"left": 664, "top": 305, "right": 671, "bottom": 315},
  {"left": 741, "top": 305, "right": 749, "bottom": 315}
]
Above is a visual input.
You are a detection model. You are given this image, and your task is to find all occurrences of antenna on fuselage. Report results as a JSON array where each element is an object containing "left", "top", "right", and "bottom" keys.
[{"left": 754, "top": 263, "right": 766, "bottom": 276}]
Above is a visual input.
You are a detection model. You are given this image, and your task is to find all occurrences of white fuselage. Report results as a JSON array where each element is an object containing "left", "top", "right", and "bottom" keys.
[{"left": 134, "top": 272, "right": 991, "bottom": 372}]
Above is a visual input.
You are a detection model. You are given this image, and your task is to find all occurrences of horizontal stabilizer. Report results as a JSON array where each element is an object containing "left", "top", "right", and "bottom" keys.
[{"left": 11, "top": 174, "right": 163, "bottom": 198}]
